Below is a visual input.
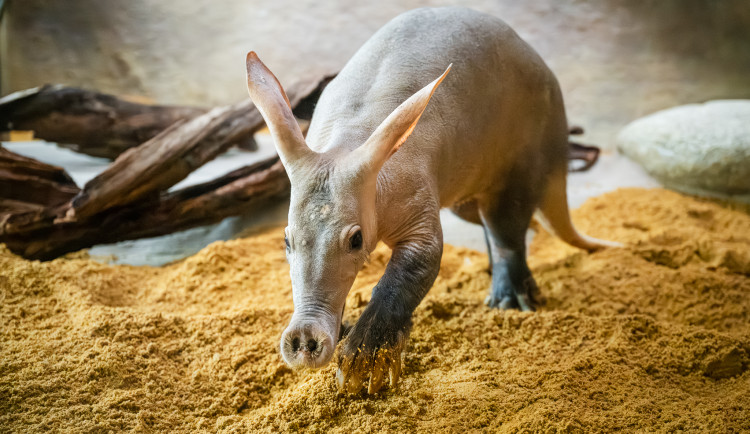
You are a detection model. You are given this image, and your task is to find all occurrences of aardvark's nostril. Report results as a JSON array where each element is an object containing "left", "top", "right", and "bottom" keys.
[{"left": 280, "top": 321, "right": 336, "bottom": 368}]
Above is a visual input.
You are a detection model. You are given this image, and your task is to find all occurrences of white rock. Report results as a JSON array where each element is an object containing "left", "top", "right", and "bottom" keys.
[{"left": 617, "top": 100, "right": 750, "bottom": 200}]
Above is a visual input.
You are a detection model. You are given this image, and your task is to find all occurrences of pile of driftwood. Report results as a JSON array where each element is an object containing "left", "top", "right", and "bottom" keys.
[
  {"left": 0, "top": 77, "right": 599, "bottom": 261},
  {"left": 0, "top": 75, "right": 333, "bottom": 260}
]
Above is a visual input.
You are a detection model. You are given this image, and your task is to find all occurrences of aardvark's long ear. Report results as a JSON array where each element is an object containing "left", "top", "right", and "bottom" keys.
[
  {"left": 345, "top": 64, "right": 451, "bottom": 178},
  {"left": 246, "top": 51, "right": 312, "bottom": 169}
]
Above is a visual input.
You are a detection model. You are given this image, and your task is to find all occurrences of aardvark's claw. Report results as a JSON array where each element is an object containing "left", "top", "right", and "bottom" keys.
[{"left": 336, "top": 332, "right": 405, "bottom": 395}]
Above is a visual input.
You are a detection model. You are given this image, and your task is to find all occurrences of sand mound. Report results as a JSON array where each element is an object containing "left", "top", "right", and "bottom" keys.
[{"left": 1, "top": 188, "right": 749, "bottom": 432}]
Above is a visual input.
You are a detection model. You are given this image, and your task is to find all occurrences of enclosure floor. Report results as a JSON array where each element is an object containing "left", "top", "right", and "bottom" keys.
[{"left": 1, "top": 188, "right": 749, "bottom": 432}]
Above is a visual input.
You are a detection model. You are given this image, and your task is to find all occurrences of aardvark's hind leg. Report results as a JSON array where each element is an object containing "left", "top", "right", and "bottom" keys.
[{"left": 479, "top": 187, "right": 543, "bottom": 311}]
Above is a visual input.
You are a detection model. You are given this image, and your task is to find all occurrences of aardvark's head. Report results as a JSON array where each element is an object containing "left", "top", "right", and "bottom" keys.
[{"left": 245, "top": 52, "right": 449, "bottom": 369}]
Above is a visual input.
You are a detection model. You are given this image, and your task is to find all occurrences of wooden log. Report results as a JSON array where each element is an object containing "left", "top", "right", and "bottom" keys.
[
  {"left": 566, "top": 126, "right": 601, "bottom": 172},
  {"left": 0, "top": 85, "right": 211, "bottom": 159},
  {"left": 68, "top": 74, "right": 334, "bottom": 220},
  {"left": 568, "top": 141, "right": 601, "bottom": 172},
  {"left": 0, "top": 73, "right": 333, "bottom": 260},
  {"left": 0, "top": 73, "right": 334, "bottom": 160},
  {"left": 0, "top": 147, "right": 79, "bottom": 211},
  {"left": 0, "top": 156, "right": 289, "bottom": 261}
]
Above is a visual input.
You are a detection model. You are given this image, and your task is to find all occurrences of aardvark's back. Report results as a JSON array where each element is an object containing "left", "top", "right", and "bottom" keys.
[{"left": 305, "top": 6, "right": 569, "bottom": 206}]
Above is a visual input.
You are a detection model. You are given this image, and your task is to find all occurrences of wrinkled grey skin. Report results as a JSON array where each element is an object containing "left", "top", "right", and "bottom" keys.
[{"left": 246, "top": 7, "right": 616, "bottom": 394}]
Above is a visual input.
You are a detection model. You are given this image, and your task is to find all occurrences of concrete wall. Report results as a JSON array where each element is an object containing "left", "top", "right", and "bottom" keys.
[{"left": 3, "top": 0, "right": 750, "bottom": 149}]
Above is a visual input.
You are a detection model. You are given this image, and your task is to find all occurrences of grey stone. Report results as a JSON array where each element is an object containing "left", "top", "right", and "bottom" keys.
[{"left": 618, "top": 100, "right": 750, "bottom": 200}]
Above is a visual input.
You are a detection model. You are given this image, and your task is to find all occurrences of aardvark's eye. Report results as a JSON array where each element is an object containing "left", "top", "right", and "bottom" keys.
[{"left": 349, "top": 230, "right": 363, "bottom": 251}]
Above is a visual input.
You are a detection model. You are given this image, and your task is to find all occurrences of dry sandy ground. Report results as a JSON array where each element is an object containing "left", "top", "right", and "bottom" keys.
[{"left": 1, "top": 188, "right": 749, "bottom": 432}]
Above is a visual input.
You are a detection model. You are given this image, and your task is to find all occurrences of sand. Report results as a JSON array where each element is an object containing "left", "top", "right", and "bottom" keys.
[{"left": 1, "top": 187, "right": 749, "bottom": 432}]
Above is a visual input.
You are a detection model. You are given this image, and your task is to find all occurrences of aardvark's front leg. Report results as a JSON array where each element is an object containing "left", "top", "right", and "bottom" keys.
[{"left": 336, "top": 233, "right": 442, "bottom": 394}]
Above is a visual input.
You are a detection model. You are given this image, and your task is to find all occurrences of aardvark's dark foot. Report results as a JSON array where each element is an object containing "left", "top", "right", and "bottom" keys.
[
  {"left": 336, "top": 310, "right": 407, "bottom": 395},
  {"left": 485, "top": 271, "right": 544, "bottom": 312}
]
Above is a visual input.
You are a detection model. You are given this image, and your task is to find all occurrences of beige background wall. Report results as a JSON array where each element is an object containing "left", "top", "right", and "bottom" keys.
[{"left": 3, "top": 0, "right": 750, "bottom": 149}]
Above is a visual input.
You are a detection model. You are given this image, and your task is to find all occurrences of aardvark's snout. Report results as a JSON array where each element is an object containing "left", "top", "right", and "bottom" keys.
[{"left": 280, "top": 319, "right": 336, "bottom": 369}]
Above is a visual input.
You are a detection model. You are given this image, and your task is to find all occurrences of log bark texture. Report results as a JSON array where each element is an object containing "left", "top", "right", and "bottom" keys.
[
  {"left": 0, "top": 147, "right": 79, "bottom": 216},
  {"left": 1, "top": 156, "right": 289, "bottom": 261},
  {"left": 0, "top": 74, "right": 334, "bottom": 261},
  {"left": 67, "top": 74, "right": 333, "bottom": 219},
  {"left": 0, "top": 75, "right": 333, "bottom": 160},
  {"left": 0, "top": 85, "right": 210, "bottom": 158}
]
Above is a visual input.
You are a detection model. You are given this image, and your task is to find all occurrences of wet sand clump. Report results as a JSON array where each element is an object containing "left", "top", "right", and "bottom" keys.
[{"left": 1, "top": 188, "right": 749, "bottom": 432}]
